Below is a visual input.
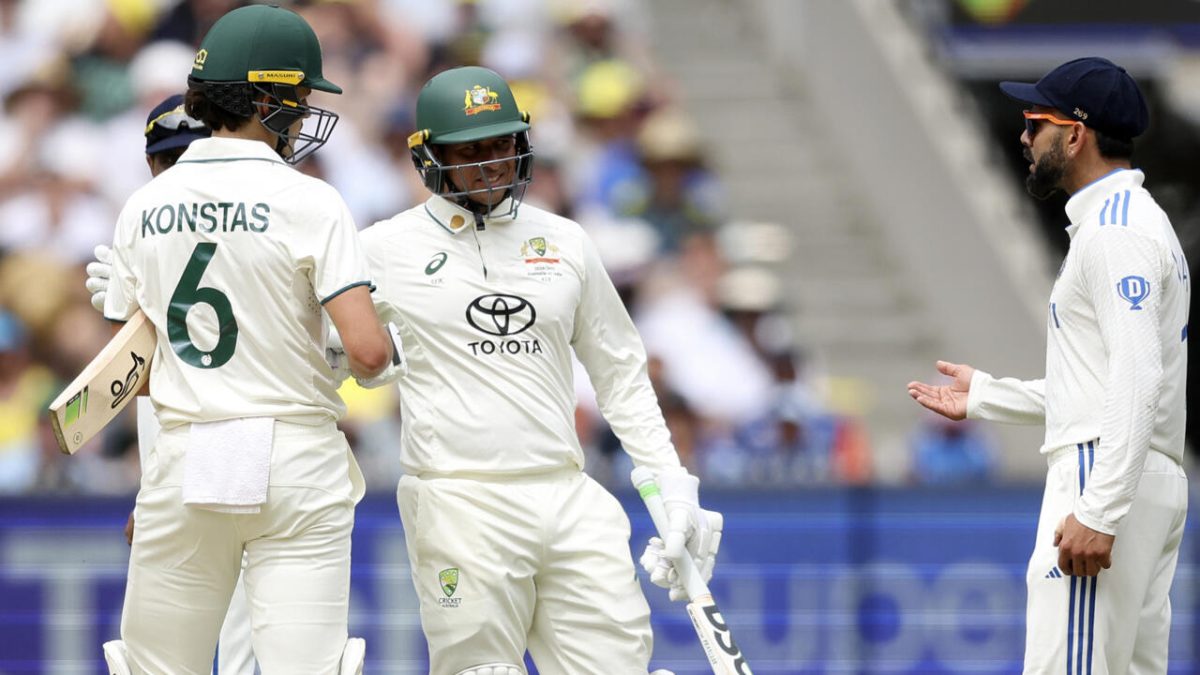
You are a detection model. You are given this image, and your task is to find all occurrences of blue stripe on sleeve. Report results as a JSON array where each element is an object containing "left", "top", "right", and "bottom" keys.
[
  {"left": 1100, "top": 199, "right": 1109, "bottom": 225},
  {"left": 1121, "top": 189, "right": 1131, "bottom": 226},
  {"left": 1109, "top": 192, "right": 1121, "bottom": 225}
]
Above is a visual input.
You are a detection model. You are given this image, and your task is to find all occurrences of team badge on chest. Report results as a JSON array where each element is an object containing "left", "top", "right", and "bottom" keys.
[{"left": 520, "top": 236, "right": 563, "bottom": 281}]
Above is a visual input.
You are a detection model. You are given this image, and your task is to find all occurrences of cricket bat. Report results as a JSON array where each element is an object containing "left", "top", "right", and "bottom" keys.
[
  {"left": 48, "top": 310, "right": 156, "bottom": 455},
  {"left": 631, "top": 466, "right": 752, "bottom": 675}
]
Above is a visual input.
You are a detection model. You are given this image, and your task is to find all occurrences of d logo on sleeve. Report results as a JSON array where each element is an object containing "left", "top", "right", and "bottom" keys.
[{"left": 1117, "top": 275, "right": 1150, "bottom": 310}]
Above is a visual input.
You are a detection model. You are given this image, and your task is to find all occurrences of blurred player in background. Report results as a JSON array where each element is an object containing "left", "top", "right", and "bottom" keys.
[
  {"left": 95, "top": 6, "right": 400, "bottom": 673},
  {"left": 908, "top": 57, "right": 1189, "bottom": 674},
  {"left": 350, "top": 65, "right": 720, "bottom": 674},
  {"left": 89, "top": 93, "right": 257, "bottom": 675}
]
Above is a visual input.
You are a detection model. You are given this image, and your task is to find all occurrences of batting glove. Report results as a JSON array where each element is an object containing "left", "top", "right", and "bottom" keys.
[
  {"left": 639, "top": 466, "right": 723, "bottom": 601},
  {"left": 85, "top": 244, "right": 112, "bottom": 313},
  {"left": 355, "top": 322, "right": 408, "bottom": 389},
  {"left": 325, "top": 325, "right": 352, "bottom": 384}
]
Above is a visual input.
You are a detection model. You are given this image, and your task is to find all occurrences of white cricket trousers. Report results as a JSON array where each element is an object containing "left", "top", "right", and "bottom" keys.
[
  {"left": 1024, "top": 444, "right": 1188, "bottom": 674},
  {"left": 121, "top": 421, "right": 359, "bottom": 675},
  {"left": 136, "top": 397, "right": 257, "bottom": 675},
  {"left": 397, "top": 469, "right": 654, "bottom": 674}
]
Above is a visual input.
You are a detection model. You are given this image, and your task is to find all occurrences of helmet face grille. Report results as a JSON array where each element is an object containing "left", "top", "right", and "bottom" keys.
[
  {"left": 252, "top": 83, "right": 339, "bottom": 165},
  {"left": 410, "top": 130, "right": 534, "bottom": 218}
]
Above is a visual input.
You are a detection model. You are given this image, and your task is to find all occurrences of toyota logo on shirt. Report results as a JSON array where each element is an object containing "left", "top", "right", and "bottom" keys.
[{"left": 466, "top": 294, "right": 537, "bottom": 336}]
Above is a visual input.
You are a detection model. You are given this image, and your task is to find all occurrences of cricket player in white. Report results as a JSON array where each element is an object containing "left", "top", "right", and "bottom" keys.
[
  {"left": 909, "top": 57, "right": 1189, "bottom": 674},
  {"left": 352, "top": 66, "right": 720, "bottom": 675},
  {"left": 88, "top": 94, "right": 260, "bottom": 675},
  {"left": 98, "top": 6, "right": 397, "bottom": 674}
]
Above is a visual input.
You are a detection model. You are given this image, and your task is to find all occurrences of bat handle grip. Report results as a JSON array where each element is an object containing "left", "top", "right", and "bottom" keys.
[{"left": 630, "top": 467, "right": 711, "bottom": 602}]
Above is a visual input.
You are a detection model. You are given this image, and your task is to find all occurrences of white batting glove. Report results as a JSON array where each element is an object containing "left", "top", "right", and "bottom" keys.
[
  {"left": 640, "top": 467, "right": 723, "bottom": 601},
  {"left": 325, "top": 325, "right": 352, "bottom": 384},
  {"left": 85, "top": 244, "right": 112, "bottom": 313},
  {"left": 355, "top": 322, "right": 408, "bottom": 389}
]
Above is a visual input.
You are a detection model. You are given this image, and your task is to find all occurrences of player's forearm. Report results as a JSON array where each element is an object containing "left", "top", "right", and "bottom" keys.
[
  {"left": 1075, "top": 336, "right": 1163, "bottom": 535},
  {"left": 965, "top": 370, "right": 1046, "bottom": 424}
]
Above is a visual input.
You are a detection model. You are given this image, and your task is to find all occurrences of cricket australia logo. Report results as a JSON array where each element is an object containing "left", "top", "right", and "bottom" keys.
[
  {"left": 464, "top": 86, "right": 502, "bottom": 116},
  {"left": 438, "top": 568, "right": 461, "bottom": 608},
  {"left": 1117, "top": 275, "right": 1150, "bottom": 310},
  {"left": 520, "top": 237, "right": 561, "bottom": 263},
  {"left": 193, "top": 49, "right": 208, "bottom": 71}
]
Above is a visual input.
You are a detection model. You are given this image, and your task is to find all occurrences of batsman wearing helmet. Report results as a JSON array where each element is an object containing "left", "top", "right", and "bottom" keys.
[
  {"left": 356, "top": 65, "right": 719, "bottom": 674},
  {"left": 98, "top": 6, "right": 398, "bottom": 673}
]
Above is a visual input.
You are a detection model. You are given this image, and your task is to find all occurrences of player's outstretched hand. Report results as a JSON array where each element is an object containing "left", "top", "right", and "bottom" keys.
[
  {"left": 85, "top": 245, "right": 113, "bottom": 313},
  {"left": 906, "top": 360, "right": 975, "bottom": 421}
]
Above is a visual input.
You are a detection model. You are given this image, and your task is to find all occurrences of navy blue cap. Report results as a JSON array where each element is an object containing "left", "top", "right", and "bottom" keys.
[
  {"left": 999, "top": 57, "right": 1149, "bottom": 140},
  {"left": 144, "top": 94, "right": 210, "bottom": 155}
]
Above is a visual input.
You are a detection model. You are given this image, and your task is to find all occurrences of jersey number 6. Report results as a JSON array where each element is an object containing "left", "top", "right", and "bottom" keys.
[{"left": 168, "top": 242, "right": 239, "bottom": 369}]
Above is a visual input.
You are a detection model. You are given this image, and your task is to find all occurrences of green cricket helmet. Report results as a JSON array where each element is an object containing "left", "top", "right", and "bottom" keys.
[
  {"left": 188, "top": 4, "right": 339, "bottom": 165},
  {"left": 408, "top": 66, "right": 534, "bottom": 217}
]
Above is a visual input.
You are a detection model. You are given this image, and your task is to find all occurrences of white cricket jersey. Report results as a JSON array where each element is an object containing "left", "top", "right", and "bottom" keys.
[
  {"left": 105, "top": 137, "right": 372, "bottom": 429},
  {"left": 362, "top": 195, "right": 682, "bottom": 477},
  {"left": 968, "top": 169, "right": 1190, "bottom": 534}
]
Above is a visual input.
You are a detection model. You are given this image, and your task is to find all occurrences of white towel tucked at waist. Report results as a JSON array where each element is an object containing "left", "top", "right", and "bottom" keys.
[{"left": 183, "top": 417, "right": 274, "bottom": 513}]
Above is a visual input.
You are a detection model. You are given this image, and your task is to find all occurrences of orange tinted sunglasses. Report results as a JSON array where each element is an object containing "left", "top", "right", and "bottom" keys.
[{"left": 1023, "top": 110, "right": 1077, "bottom": 137}]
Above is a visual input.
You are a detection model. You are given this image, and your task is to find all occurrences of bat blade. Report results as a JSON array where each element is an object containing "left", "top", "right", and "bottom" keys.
[
  {"left": 48, "top": 311, "right": 156, "bottom": 454},
  {"left": 685, "top": 597, "right": 752, "bottom": 675}
]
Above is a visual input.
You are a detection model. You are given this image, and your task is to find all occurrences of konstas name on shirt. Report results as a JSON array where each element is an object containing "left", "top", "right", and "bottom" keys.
[{"left": 141, "top": 202, "right": 270, "bottom": 237}]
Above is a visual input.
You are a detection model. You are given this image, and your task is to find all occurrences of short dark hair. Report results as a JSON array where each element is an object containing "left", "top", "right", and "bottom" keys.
[
  {"left": 1094, "top": 128, "right": 1134, "bottom": 160},
  {"left": 184, "top": 82, "right": 251, "bottom": 133},
  {"left": 151, "top": 147, "right": 187, "bottom": 169}
]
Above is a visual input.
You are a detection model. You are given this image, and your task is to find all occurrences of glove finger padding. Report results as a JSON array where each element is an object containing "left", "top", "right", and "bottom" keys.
[
  {"left": 658, "top": 466, "right": 717, "bottom": 562},
  {"left": 86, "top": 247, "right": 113, "bottom": 314},
  {"left": 640, "top": 536, "right": 688, "bottom": 601}
]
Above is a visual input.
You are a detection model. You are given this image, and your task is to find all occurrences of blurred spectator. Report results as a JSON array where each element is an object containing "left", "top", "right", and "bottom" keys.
[
  {"left": 69, "top": 0, "right": 158, "bottom": 121},
  {"left": 909, "top": 414, "right": 997, "bottom": 485},
  {"left": 0, "top": 311, "right": 53, "bottom": 493},
  {"left": 150, "top": 0, "right": 240, "bottom": 46},
  {"left": 622, "top": 106, "right": 725, "bottom": 250},
  {"left": 0, "top": 119, "right": 116, "bottom": 264},
  {"left": 568, "top": 58, "right": 650, "bottom": 215},
  {"left": 636, "top": 232, "right": 774, "bottom": 426}
]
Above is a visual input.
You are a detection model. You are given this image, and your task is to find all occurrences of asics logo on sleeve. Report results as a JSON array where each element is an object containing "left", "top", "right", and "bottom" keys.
[{"left": 1116, "top": 275, "right": 1150, "bottom": 310}]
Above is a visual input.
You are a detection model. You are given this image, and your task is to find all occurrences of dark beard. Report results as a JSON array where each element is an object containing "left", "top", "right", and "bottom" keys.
[{"left": 1025, "top": 140, "right": 1066, "bottom": 200}]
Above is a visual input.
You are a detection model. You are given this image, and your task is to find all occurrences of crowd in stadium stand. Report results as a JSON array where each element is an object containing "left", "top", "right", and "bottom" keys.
[{"left": 0, "top": 0, "right": 911, "bottom": 495}]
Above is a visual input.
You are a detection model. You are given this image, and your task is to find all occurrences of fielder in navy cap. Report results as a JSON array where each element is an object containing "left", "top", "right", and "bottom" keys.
[
  {"left": 143, "top": 93, "right": 210, "bottom": 175},
  {"left": 912, "top": 56, "right": 1191, "bottom": 674},
  {"left": 999, "top": 56, "right": 1148, "bottom": 200}
]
